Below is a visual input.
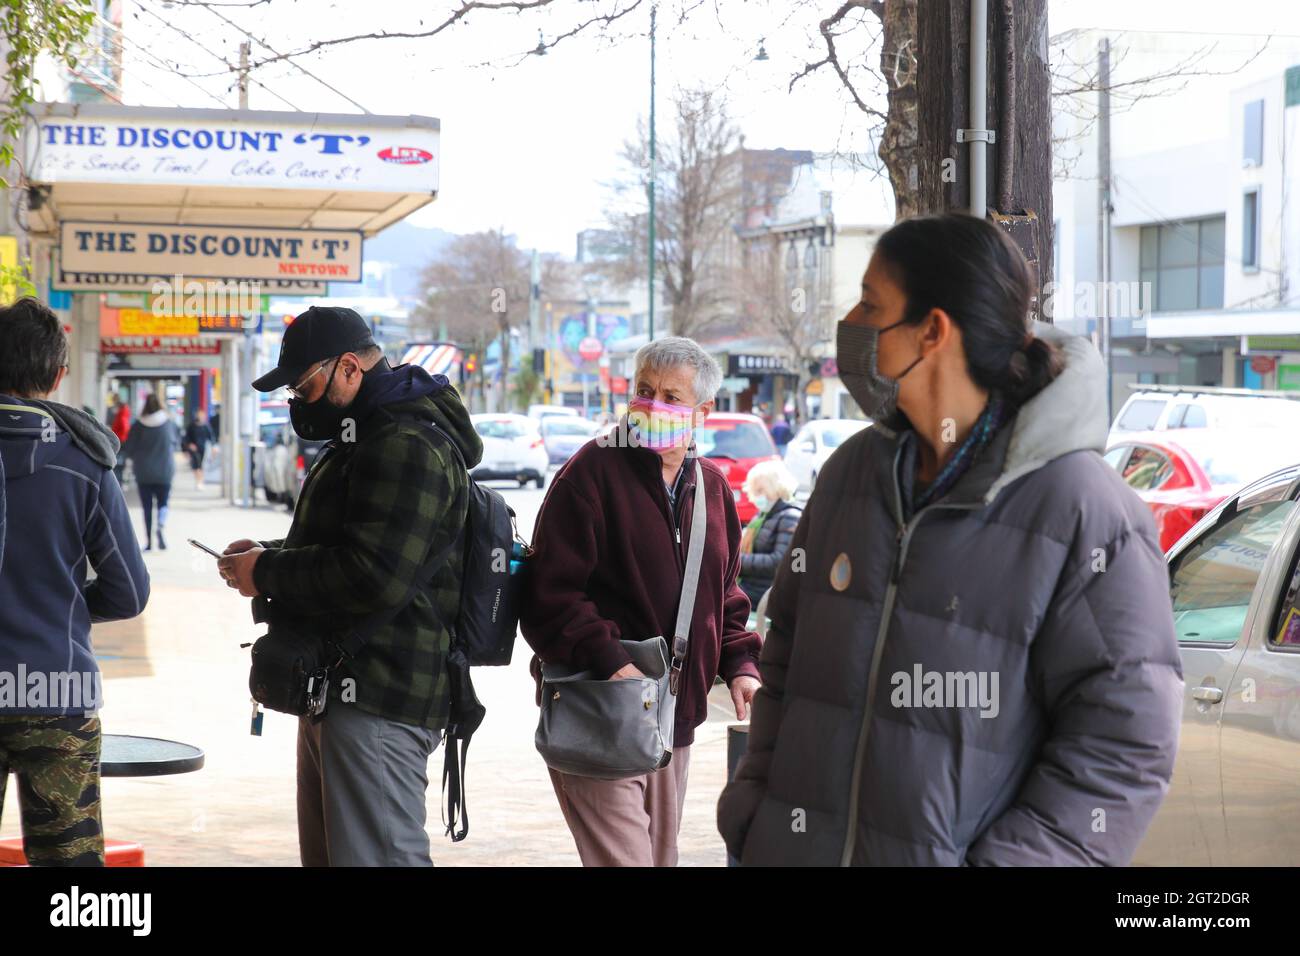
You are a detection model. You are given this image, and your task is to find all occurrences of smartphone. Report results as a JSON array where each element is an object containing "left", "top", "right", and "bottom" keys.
[{"left": 188, "top": 538, "right": 222, "bottom": 559}]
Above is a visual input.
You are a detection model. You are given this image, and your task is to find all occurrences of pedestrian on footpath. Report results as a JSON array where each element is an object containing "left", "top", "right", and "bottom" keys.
[
  {"left": 736, "top": 459, "right": 802, "bottom": 611},
  {"left": 522, "top": 336, "right": 762, "bottom": 867},
  {"left": 718, "top": 213, "right": 1183, "bottom": 866},
  {"left": 183, "top": 409, "right": 215, "bottom": 491},
  {"left": 0, "top": 297, "right": 150, "bottom": 866},
  {"left": 121, "top": 394, "right": 180, "bottom": 551},
  {"left": 216, "top": 306, "right": 482, "bottom": 867}
]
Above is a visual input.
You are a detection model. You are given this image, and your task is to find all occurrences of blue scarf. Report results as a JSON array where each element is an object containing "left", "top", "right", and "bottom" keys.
[{"left": 900, "top": 392, "right": 1010, "bottom": 520}]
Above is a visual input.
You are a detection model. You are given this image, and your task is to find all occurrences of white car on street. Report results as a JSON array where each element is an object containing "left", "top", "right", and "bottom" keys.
[
  {"left": 471, "top": 413, "right": 549, "bottom": 488},
  {"left": 783, "top": 418, "right": 870, "bottom": 492}
]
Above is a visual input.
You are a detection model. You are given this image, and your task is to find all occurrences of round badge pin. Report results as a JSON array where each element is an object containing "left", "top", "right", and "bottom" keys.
[{"left": 830, "top": 552, "right": 852, "bottom": 591}]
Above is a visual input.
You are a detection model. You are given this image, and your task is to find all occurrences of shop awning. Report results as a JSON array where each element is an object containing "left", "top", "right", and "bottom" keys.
[
  {"left": 25, "top": 102, "right": 439, "bottom": 238},
  {"left": 400, "top": 342, "right": 462, "bottom": 377}
]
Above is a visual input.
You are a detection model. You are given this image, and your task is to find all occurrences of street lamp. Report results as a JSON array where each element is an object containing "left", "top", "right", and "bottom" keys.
[
  {"left": 754, "top": 38, "right": 769, "bottom": 62},
  {"left": 647, "top": 3, "right": 657, "bottom": 343}
]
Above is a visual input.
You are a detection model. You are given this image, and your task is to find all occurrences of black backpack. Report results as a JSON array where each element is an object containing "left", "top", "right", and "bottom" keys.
[{"left": 423, "top": 422, "right": 530, "bottom": 667}]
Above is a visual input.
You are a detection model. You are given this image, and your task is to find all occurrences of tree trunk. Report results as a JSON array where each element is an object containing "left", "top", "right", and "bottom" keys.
[
  {"left": 915, "top": 0, "right": 1053, "bottom": 312},
  {"left": 878, "top": 0, "right": 920, "bottom": 221}
]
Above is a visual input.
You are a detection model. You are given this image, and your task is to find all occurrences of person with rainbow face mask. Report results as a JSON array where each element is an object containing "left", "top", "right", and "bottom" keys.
[{"left": 521, "top": 336, "right": 763, "bottom": 867}]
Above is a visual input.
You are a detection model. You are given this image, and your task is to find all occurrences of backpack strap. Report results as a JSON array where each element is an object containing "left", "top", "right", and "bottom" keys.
[{"left": 330, "top": 417, "right": 469, "bottom": 661}]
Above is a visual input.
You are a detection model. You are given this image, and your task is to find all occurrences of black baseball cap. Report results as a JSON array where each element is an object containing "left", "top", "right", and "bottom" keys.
[{"left": 252, "top": 306, "right": 376, "bottom": 393}]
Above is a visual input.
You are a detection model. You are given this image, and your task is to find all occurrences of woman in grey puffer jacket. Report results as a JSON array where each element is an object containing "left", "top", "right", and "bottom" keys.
[
  {"left": 121, "top": 394, "right": 180, "bottom": 551},
  {"left": 718, "top": 214, "right": 1184, "bottom": 866}
]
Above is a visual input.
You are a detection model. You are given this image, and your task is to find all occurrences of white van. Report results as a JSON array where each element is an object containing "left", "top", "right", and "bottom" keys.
[{"left": 1110, "top": 385, "right": 1300, "bottom": 443}]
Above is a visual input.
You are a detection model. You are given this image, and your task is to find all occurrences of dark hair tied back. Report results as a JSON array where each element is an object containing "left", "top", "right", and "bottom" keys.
[{"left": 875, "top": 213, "right": 1064, "bottom": 407}]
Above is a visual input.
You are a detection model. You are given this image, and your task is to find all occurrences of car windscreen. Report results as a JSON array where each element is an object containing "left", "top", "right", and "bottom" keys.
[
  {"left": 1115, "top": 398, "right": 1165, "bottom": 432},
  {"left": 475, "top": 419, "right": 533, "bottom": 440},
  {"left": 542, "top": 420, "right": 596, "bottom": 437},
  {"left": 821, "top": 424, "right": 863, "bottom": 449},
  {"left": 695, "top": 421, "right": 775, "bottom": 459}
]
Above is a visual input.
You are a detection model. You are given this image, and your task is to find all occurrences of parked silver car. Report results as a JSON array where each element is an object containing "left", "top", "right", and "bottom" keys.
[{"left": 1135, "top": 462, "right": 1300, "bottom": 865}]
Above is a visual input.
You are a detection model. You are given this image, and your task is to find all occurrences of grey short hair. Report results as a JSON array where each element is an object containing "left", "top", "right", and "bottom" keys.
[{"left": 633, "top": 336, "right": 723, "bottom": 405}]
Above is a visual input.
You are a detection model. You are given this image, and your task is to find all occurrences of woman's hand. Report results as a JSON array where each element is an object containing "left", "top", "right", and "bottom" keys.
[
  {"left": 730, "top": 675, "right": 762, "bottom": 720},
  {"left": 609, "top": 663, "right": 645, "bottom": 681}
]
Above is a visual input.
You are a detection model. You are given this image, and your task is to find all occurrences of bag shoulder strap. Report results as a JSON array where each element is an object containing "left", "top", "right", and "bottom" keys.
[
  {"left": 669, "top": 460, "right": 707, "bottom": 693},
  {"left": 333, "top": 421, "right": 469, "bottom": 660}
]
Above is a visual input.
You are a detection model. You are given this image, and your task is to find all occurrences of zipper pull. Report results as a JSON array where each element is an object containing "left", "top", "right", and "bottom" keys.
[{"left": 676, "top": 527, "right": 682, "bottom": 544}]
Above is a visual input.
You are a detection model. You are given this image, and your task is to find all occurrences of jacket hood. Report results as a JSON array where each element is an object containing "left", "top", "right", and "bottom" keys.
[
  {"left": 982, "top": 321, "right": 1109, "bottom": 503},
  {"left": 137, "top": 409, "right": 170, "bottom": 428},
  {"left": 868, "top": 322, "right": 1109, "bottom": 509},
  {"left": 362, "top": 364, "right": 484, "bottom": 469},
  {"left": 0, "top": 396, "right": 120, "bottom": 476}
]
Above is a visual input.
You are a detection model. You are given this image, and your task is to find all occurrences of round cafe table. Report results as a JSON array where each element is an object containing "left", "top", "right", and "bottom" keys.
[{"left": 101, "top": 734, "right": 205, "bottom": 778}]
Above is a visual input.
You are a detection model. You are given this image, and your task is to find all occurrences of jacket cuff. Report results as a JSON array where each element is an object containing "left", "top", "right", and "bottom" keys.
[
  {"left": 721, "top": 652, "right": 761, "bottom": 684},
  {"left": 252, "top": 550, "right": 276, "bottom": 597},
  {"left": 585, "top": 636, "right": 634, "bottom": 679}
]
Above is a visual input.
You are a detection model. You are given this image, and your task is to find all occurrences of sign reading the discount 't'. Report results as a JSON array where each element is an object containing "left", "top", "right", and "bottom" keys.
[
  {"left": 31, "top": 111, "right": 439, "bottom": 194},
  {"left": 60, "top": 221, "right": 363, "bottom": 282}
]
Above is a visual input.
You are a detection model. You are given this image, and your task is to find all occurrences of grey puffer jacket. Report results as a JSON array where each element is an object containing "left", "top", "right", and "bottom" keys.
[
  {"left": 717, "top": 323, "right": 1184, "bottom": 866},
  {"left": 121, "top": 410, "right": 180, "bottom": 486}
]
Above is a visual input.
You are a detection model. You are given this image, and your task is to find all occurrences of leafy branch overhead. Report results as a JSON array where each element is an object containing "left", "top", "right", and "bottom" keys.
[{"left": 0, "top": 0, "right": 97, "bottom": 178}]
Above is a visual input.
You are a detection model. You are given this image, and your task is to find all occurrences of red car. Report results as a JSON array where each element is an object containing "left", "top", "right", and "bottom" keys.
[
  {"left": 1105, "top": 428, "right": 1300, "bottom": 552},
  {"left": 697, "top": 412, "right": 780, "bottom": 522}
]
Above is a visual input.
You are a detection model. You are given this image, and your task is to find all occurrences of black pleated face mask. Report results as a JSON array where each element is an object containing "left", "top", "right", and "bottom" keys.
[{"left": 835, "top": 318, "right": 922, "bottom": 421}]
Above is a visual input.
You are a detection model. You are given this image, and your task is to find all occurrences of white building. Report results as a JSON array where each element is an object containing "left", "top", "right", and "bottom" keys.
[{"left": 1052, "top": 29, "right": 1300, "bottom": 415}]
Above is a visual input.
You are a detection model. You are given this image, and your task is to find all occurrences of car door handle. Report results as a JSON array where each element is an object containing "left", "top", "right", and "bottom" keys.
[{"left": 1191, "top": 685, "right": 1224, "bottom": 704}]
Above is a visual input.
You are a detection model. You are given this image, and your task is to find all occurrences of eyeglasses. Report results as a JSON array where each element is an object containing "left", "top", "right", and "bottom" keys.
[{"left": 286, "top": 361, "right": 330, "bottom": 400}]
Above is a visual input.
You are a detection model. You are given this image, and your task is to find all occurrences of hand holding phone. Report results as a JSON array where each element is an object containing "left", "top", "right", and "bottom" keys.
[{"left": 188, "top": 538, "right": 222, "bottom": 559}]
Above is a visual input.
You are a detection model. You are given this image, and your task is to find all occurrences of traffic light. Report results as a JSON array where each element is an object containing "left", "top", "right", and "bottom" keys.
[
  {"left": 533, "top": 348, "right": 545, "bottom": 374},
  {"left": 464, "top": 353, "right": 478, "bottom": 375}
]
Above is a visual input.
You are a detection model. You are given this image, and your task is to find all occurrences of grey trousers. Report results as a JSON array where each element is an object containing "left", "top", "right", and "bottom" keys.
[{"left": 296, "top": 702, "right": 441, "bottom": 867}]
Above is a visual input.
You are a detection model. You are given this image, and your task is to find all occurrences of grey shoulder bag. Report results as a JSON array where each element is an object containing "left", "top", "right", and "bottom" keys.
[{"left": 535, "top": 460, "right": 707, "bottom": 780}]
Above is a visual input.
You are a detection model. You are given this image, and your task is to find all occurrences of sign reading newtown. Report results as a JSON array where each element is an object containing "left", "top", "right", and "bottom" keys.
[
  {"left": 31, "top": 110, "right": 439, "bottom": 193},
  {"left": 60, "top": 221, "right": 363, "bottom": 282}
]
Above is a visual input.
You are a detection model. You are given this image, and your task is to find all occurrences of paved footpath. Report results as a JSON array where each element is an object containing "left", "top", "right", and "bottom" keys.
[{"left": 1, "top": 470, "right": 744, "bottom": 867}]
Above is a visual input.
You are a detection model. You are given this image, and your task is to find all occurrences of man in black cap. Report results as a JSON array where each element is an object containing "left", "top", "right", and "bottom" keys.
[{"left": 217, "top": 305, "right": 483, "bottom": 866}]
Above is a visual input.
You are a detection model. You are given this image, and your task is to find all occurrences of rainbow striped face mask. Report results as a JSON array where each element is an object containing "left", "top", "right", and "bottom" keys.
[{"left": 628, "top": 396, "right": 697, "bottom": 452}]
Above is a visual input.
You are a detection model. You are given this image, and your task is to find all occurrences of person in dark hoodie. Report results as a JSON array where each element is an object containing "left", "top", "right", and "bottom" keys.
[
  {"left": 216, "top": 305, "right": 483, "bottom": 867},
  {"left": 0, "top": 297, "right": 150, "bottom": 866},
  {"left": 120, "top": 394, "right": 180, "bottom": 550}
]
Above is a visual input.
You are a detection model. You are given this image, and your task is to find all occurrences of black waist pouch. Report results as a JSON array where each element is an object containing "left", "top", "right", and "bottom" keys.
[{"left": 249, "top": 598, "right": 335, "bottom": 717}]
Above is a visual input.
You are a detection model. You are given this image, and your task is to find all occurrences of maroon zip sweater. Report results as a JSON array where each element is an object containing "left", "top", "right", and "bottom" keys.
[{"left": 520, "top": 436, "right": 762, "bottom": 747}]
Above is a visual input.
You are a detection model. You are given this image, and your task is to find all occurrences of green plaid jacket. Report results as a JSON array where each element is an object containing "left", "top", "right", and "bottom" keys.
[{"left": 252, "top": 390, "right": 481, "bottom": 730}]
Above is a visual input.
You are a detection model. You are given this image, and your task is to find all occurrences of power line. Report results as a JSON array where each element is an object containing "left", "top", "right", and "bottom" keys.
[
  {"left": 95, "top": 14, "right": 228, "bottom": 108},
  {"left": 196, "top": 2, "right": 372, "bottom": 113},
  {"left": 132, "top": 1, "right": 304, "bottom": 111}
]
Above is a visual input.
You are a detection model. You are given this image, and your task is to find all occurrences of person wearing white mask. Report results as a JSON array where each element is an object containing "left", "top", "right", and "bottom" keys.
[{"left": 737, "top": 459, "right": 802, "bottom": 611}]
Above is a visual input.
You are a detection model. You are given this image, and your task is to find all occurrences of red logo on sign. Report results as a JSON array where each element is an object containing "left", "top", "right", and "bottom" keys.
[{"left": 378, "top": 146, "right": 433, "bottom": 165}]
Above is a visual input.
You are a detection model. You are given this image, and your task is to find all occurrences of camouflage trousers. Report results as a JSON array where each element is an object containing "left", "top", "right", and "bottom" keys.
[{"left": 0, "top": 716, "right": 104, "bottom": 866}]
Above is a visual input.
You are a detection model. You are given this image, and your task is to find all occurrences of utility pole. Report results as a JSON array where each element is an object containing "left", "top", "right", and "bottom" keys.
[
  {"left": 238, "top": 41, "right": 251, "bottom": 109},
  {"left": 647, "top": 2, "right": 656, "bottom": 342},
  {"left": 915, "top": 0, "right": 1053, "bottom": 314},
  {"left": 1098, "top": 37, "right": 1114, "bottom": 420}
]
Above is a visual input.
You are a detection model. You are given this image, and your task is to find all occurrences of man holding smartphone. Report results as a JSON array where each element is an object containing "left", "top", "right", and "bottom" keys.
[
  {"left": 216, "top": 306, "right": 482, "bottom": 867},
  {"left": 0, "top": 298, "right": 150, "bottom": 866}
]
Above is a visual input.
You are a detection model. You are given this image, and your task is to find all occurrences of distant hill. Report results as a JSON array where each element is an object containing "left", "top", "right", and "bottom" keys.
[{"left": 362, "top": 220, "right": 458, "bottom": 299}]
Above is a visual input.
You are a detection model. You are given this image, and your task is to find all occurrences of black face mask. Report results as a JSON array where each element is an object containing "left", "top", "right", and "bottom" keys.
[{"left": 288, "top": 358, "right": 389, "bottom": 442}]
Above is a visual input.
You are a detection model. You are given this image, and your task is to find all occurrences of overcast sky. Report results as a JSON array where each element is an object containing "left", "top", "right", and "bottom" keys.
[{"left": 66, "top": 0, "right": 1300, "bottom": 254}]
